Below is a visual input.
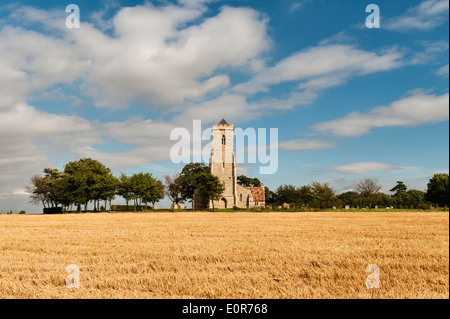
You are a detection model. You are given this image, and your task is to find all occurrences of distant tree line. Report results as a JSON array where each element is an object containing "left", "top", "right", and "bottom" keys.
[
  {"left": 25, "top": 158, "right": 449, "bottom": 212},
  {"left": 262, "top": 175, "right": 449, "bottom": 210}
]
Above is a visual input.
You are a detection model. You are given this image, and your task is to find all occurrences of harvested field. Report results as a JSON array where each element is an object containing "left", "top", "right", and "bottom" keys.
[{"left": 0, "top": 212, "right": 448, "bottom": 298}]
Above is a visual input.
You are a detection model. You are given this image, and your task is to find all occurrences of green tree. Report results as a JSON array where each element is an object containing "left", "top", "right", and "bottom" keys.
[
  {"left": 67, "top": 171, "right": 89, "bottom": 212},
  {"left": 275, "top": 185, "right": 299, "bottom": 207},
  {"left": 129, "top": 173, "right": 151, "bottom": 211},
  {"left": 179, "top": 162, "right": 210, "bottom": 207},
  {"left": 297, "top": 185, "right": 315, "bottom": 209},
  {"left": 196, "top": 172, "right": 224, "bottom": 212},
  {"left": 64, "top": 158, "right": 113, "bottom": 212},
  {"left": 39, "top": 168, "right": 70, "bottom": 209},
  {"left": 390, "top": 181, "right": 407, "bottom": 195},
  {"left": 426, "top": 173, "right": 449, "bottom": 207},
  {"left": 52, "top": 174, "right": 73, "bottom": 211},
  {"left": 392, "top": 191, "right": 409, "bottom": 209},
  {"left": 117, "top": 173, "right": 134, "bottom": 210},
  {"left": 264, "top": 187, "right": 277, "bottom": 205},
  {"left": 97, "top": 174, "right": 119, "bottom": 211},
  {"left": 163, "top": 174, "right": 184, "bottom": 211},
  {"left": 146, "top": 180, "right": 165, "bottom": 209},
  {"left": 337, "top": 191, "right": 361, "bottom": 208},
  {"left": 237, "top": 175, "right": 262, "bottom": 187},
  {"left": 310, "top": 181, "right": 336, "bottom": 209},
  {"left": 125, "top": 173, "right": 164, "bottom": 211},
  {"left": 407, "top": 189, "right": 426, "bottom": 209}
]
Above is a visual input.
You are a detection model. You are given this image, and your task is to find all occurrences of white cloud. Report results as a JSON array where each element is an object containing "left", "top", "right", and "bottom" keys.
[
  {"left": 0, "top": 25, "right": 91, "bottom": 110},
  {"left": 83, "top": 5, "right": 270, "bottom": 108},
  {"left": 278, "top": 139, "right": 338, "bottom": 152},
  {"left": 2, "top": 4, "right": 270, "bottom": 110},
  {"left": 318, "top": 31, "right": 356, "bottom": 46},
  {"left": 233, "top": 44, "right": 402, "bottom": 95},
  {"left": 385, "top": 0, "right": 449, "bottom": 32},
  {"left": 312, "top": 92, "right": 449, "bottom": 137},
  {"left": 172, "top": 94, "right": 255, "bottom": 125},
  {"left": 437, "top": 63, "right": 449, "bottom": 77},
  {"left": 331, "top": 162, "right": 400, "bottom": 175},
  {"left": 289, "top": 1, "right": 308, "bottom": 13},
  {"left": 0, "top": 103, "right": 100, "bottom": 205},
  {"left": 408, "top": 41, "right": 449, "bottom": 65}
]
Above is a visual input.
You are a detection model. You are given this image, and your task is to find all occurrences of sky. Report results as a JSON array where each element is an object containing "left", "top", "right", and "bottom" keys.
[{"left": 0, "top": 0, "right": 448, "bottom": 212}]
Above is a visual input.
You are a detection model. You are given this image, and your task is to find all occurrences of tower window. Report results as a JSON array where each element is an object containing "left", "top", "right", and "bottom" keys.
[{"left": 222, "top": 135, "right": 226, "bottom": 145}]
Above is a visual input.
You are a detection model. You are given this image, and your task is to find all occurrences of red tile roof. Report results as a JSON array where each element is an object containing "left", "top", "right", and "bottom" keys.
[{"left": 247, "top": 187, "right": 265, "bottom": 202}]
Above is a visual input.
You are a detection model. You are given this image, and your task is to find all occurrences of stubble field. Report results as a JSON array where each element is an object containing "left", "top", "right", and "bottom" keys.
[{"left": 0, "top": 212, "right": 448, "bottom": 299}]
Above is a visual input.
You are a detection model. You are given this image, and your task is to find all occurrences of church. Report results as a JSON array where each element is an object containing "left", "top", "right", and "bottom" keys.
[{"left": 194, "top": 119, "right": 266, "bottom": 209}]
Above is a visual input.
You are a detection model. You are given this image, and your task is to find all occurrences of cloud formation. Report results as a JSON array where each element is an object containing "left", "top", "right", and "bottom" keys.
[
  {"left": 2, "top": 4, "right": 270, "bottom": 110},
  {"left": 278, "top": 139, "right": 338, "bottom": 152},
  {"left": 384, "top": 0, "right": 449, "bottom": 31},
  {"left": 234, "top": 44, "right": 402, "bottom": 95},
  {"left": 331, "top": 162, "right": 400, "bottom": 175},
  {"left": 312, "top": 92, "right": 449, "bottom": 137}
]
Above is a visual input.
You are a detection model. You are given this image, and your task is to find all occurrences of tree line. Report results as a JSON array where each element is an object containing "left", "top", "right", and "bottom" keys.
[
  {"left": 25, "top": 159, "right": 225, "bottom": 212},
  {"left": 25, "top": 158, "right": 165, "bottom": 212},
  {"left": 25, "top": 158, "right": 449, "bottom": 212},
  {"left": 261, "top": 175, "right": 449, "bottom": 210}
]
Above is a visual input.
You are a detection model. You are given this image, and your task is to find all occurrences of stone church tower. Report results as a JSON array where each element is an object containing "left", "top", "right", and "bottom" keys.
[
  {"left": 210, "top": 119, "right": 238, "bottom": 208},
  {"left": 194, "top": 119, "right": 265, "bottom": 209}
]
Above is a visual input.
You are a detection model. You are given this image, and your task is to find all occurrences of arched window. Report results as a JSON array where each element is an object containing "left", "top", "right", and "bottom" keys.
[{"left": 222, "top": 135, "right": 226, "bottom": 145}]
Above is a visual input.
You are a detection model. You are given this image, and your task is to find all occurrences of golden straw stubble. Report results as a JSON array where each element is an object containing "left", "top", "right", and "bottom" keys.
[{"left": 0, "top": 212, "right": 448, "bottom": 299}]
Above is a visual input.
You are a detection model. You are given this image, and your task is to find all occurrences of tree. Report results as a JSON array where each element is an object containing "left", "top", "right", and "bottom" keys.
[
  {"left": 52, "top": 174, "right": 73, "bottom": 211},
  {"left": 264, "top": 187, "right": 277, "bottom": 205},
  {"left": 310, "top": 181, "right": 336, "bottom": 209},
  {"left": 42, "top": 168, "right": 68, "bottom": 208},
  {"left": 178, "top": 162, "right": 210, "bottom": 207},
  {"left": 390, "top": 181, "right": 407, "bottom": 195},
  {"left": 338, "top": 191, "right": 361, "bottom": 208},
  {"left": 196, "top": 172, "right": 224, "bottom": 212},
  {"left": 356, "top": 178, "right": 382, "bottom": 208},
  {"left": 128, "top": 172, "right": 158, "bottom": 211},
  {"left": 64, "top": 158, "right": 113, "bottom": 212},
  {"left": 297, "top": 185, "right": 315, "bottom": 208},
  {"left": 163, "top": 174, "right": 184, "bottom": 211},
  {"left": 426, "top": 173, "right": 449, "bottom": 207},
  {"left": 275, "top": 185, "right": 299, "bottom": 207},
  {"left": 146, "top": 180, "right": 165, "bottom": 209},
  {"left": 237, "top": 175, "right": 262, "bottom": 187},
  {"left": 117, "top": 173, "right": 134, "bottom": 210},
  {"left": 97, "top": 174, "right": 119, "bottom": 211},
  {"left": 24, "top": 175, "right": 51, "bottom": 208},
  {"left": 390, "top": 181, "right": 408, "bottom": 208},
  {"left": 407, "top": 190, "right": 426, "bottom": 209}
]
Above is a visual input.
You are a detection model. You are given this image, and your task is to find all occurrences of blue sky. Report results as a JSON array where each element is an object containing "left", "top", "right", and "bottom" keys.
[{"left": 0, "top": 0, "right": 448, "bottom": 211}]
